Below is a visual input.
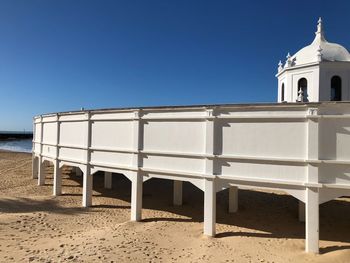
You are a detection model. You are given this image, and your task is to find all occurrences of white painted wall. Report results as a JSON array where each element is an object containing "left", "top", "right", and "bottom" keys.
[
  {"left": 319, "top": 62, "right": 350, "bottom": 101},
  {"left": 277, "top": 62, "right": 350, "bottom": 103},
  {"left": 33, "top": 103, "right": 350, "bottom": 187},
  {"left": 277, "top": 64, "right": 320, "bottom": 102}
]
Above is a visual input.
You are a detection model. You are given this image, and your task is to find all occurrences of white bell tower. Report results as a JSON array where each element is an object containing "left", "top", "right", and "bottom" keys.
[{"left": 276, "top": 18, "right": 350, "bottom": 103}]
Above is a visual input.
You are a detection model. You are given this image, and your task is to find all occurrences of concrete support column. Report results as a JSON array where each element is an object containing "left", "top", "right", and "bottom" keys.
[
  {"left": 203, "top": 108, "right": 217, "bottom": 237},
  {"left": 32, "top": 155, "right": 39, "bottom": 179},
  {"left": 305, "top": 109, "right": 320, "bottom": 253},
  {"left": 32, "top": 156, "right": 38, "bottom": 179},
  {"left": 204, "top": 178, "right": 216, "bottom": 236},
  {"left": 104, "top": 172, "right": 112, "bottom": 189},
  {"left": 82, "top": 111, "right": 92, "bottom": 208},
  {"left": 37, "top": 116, "right": 44, "bottom": 181},
  {"left": 130, "top": 109, "right": 143, "bottom": 221},
  {"left": 82, "top": 167, "right": 93, "bottom": 207},
  {"left": 173, "top": 180, "right": 183, "bottom": 206},
  {"left": 229, "top": 186, "right": 238, "bottom": 213},
  {"left": 299, "top": 200, "right": 305, "bottom": 222},
  {"left": 131, "top": 172, "right": 143, "bottom": 221},
  {"left": 53, "top": 160, "right": 62, "bottom": 196},
  {"left": 53, "top": 114, "right": 61, "bottom": 196},
  {"left": 305, "top": 187, "right": 319, "bottom": 253},
  {"left": 38, "top": 157, "right": 45, "bottom": 186}
]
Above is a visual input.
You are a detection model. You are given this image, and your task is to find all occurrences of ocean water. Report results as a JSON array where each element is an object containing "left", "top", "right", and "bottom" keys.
[{"left": 0, "top": 139, "right": 32, "bottom": 153}]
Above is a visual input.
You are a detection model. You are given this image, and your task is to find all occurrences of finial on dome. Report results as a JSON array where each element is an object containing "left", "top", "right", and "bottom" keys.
[
  {"left": 285, "top": 53, "right": 292, "bottom": 68},
  {"left": 315, "top": 17, "right": 326, "bottom": 41},
  {"left": 317, "top": 17, "right": 323, "bottom": 32},
  {"left": 278, "top": 60, "right": 283, "bottom": 72}
]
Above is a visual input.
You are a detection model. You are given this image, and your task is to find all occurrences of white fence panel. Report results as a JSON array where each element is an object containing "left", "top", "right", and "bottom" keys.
[
  {"left": 59, "top": 121, "right": 87, "bottom": 147},
  {"left": 34, "top": 123, "right": 42, "bottom": 142},
  {"left": 219, "top": 160, "right": 306, "bottom": 182},
  {"left": 42, "top": 123, "right": 57, "bottom": 144},
  {"left": 319, "top": 118, "right": 350, "bottom": 160},
  {"left": 59, "top": 147, "right": 86, "bottom": 163},
  {"left": 91, "top": 121, "right": 134, "bottom": 150},
  {"left": 143, "top": 120, "right": 206, "bottom": 154},
  {"left": 90, "top": 150, "right": 133, "bottom": 167},
  {"left": 142, "top": 155, "right": 204, "bottom": 174},
  {"left": 220, "top": 120, "right": 307, "bottom": 159},
  {"left": 319, "top": 164, "right": 350, "bottom": 185},
  {"left": 42, "top": 144, "right": 57, "bottom": 159}
]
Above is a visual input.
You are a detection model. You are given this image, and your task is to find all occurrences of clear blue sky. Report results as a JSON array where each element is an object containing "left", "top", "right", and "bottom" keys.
[{"left": 1, "top": 0, "right": 350, "bottom": 131}]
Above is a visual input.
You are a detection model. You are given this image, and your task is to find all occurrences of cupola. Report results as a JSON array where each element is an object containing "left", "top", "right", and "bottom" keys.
[{"left": 276, "top": 18, "right": 350, "bottom": 102}]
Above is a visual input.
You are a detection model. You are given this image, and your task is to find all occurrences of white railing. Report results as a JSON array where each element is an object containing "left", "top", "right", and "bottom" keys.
[{"left": 32, "top": 102, "right": 350, "bottom": 253}]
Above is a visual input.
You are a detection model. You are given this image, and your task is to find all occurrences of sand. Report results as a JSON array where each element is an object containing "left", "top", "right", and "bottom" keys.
[{"left": 0, "top": 151, "right": 350, "bottom": 262}]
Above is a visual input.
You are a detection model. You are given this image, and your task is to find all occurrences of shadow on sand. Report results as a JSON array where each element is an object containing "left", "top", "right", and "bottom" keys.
[
  {"left": 11, "top": 166, "right": 350, "bottom": 254},
  {"left": 0, "top": 197, "right": 84, "bottom": 215},
  {"left": 60, "top": 170, "right": 350, "bottom": 247}
]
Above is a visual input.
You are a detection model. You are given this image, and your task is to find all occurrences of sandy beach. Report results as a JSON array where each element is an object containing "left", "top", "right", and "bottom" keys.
[{"left": 0, "top": 150, "right": 350, "bottom": 262}]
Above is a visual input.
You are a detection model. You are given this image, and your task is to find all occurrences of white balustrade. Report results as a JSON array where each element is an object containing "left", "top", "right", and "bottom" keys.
[{"left": 32, "top": 102, "right": 350, "bottom": 253}]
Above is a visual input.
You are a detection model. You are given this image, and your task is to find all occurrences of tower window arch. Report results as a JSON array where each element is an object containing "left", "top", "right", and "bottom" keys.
[
  {"left": 297, "top": 78, "right": 308, "bottom": 102},
  {"left": 281, "top": 83, "right": 285, "bottom": 101},
  {"left": 331, "top": 76, "right": 341, "bottom": 101}
]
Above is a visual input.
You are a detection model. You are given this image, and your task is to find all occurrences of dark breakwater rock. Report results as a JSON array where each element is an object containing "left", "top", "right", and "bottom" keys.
[{"left": 0, "top": 132, "right": 33, "bottom": 141}]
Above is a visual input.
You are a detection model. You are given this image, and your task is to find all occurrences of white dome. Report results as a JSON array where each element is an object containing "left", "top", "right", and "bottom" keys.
[{"left": 291, "top": 18, "right": 350, "bottom": 66}]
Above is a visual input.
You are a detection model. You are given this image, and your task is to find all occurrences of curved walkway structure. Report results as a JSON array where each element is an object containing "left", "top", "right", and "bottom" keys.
[{"left": 32, "top": 102, "right": 350, "bottom": 253}]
